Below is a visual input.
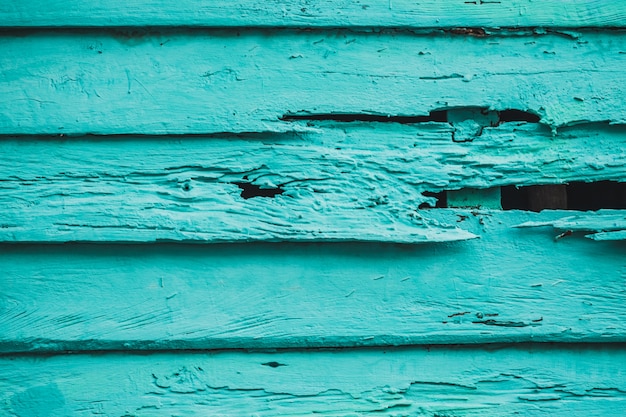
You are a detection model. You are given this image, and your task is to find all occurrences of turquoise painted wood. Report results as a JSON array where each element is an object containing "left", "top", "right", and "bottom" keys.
[
  {"left": 1, "top": 211, "right": 625, "bottom": 353},
  {"left": 1, "top": 0, "right": 625, "bottom": 28},
  {"left": 1, "top": 30, "right": 626, "bottom": 134},
  {"left": 1, "top": 123, "right": 624, "bottom": 243},
  {"left": 1, "top": 3, "right": 625, "bottom": 416},
  {"left": 2, "top": 345, "right": 625, "bottom": 416}
]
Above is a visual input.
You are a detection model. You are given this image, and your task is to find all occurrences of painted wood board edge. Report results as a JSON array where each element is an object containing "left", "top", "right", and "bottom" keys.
[
  {"left": 2, "top": 334, "right": 626, "bottom": 354},
  {"left": 514, "top": 211, "right": 626, "bottom": 240},
  {"left": 0, "top": 227, "right": 479, "bottom": 245},
  {"left": 587, "top": 230, "right": 626, "bottom": 241},
  {"left": 2, "top": 0, "right": 626, "bottom": 28}
]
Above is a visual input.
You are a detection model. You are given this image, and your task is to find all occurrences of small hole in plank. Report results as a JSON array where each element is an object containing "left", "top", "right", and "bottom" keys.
[
  {"left": 262, "top": 361, "right": 287, "bottom": 368},
  {"left": 234, "top": 182, "right": 285, "bottom": 199},
  {"left": 419, "top": 191, "right": 447, "bottom": 209}
]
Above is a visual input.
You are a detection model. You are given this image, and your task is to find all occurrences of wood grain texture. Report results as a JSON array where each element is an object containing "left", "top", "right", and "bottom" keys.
[
  {"left": 1, "top": 123, "right": 625, "bottom": 243},
  {"left": 2, "top": 30, "right": 626, "bottom": 134},
  {"left": 1, "top": 345, "right": 625, "bottom": 416},
  {"left": 516, "top": 211, "right": 626, "bottom": 240},
  {"left": 1, "top": 0, "right": 625, "bottom": 28},
  {"left": 1, "top": 210, "right": 625, "bottom": 353}
]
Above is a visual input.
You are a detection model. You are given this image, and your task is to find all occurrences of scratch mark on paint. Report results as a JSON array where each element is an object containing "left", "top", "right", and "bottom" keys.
[
  {"left": 448, "top": 311, "right": 471, "bottom": 318},
  {"left": 132, "top": 77, "right": 156, "bottom": 100},
  {"left": 125, "top": 69, "right": 132, "bottom": 94}
]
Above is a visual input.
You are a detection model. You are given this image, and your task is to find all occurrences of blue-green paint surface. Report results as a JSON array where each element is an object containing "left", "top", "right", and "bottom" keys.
[
  {"left": 1, "top": 30, "right": 626, "bottom": 134},
  {"left": 1, "top": 211, "right": 625, "bottom": 354},
  {"left": 1, "top": 0, "right": 625, "bottom": 28},
  {"left": 2, "top": 345, "right": 626, "bottom": 416},
  {"left": 1, "top": 3, "right": 625, "bottom": 416},
  {"left": 0, "top": 123, "right": 624, "bottom": 243}
]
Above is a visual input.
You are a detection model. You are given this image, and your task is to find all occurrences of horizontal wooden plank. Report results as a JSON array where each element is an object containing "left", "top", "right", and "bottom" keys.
[
  {"left": 1, "top": 123, "right": 625, "bottom": 243},
  {"left": 1, "top": 0, "right": 625, "bottom": 28},
  {"left": 1, "top": 30, "right": 625, "bottom": 134},
  {"left": 1, "top": 345, "right": 625, "bottom": 416},
  {"left": 1, "top": 210, "right": 625, "bottom": 353}
]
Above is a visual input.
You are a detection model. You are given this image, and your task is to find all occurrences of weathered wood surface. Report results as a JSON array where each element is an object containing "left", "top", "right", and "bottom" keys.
[
  {"left": 517, "top": 211, "right": 626, "bottom": 240},
  {"left": 1, "top": 123, "right": 625, "bottom": 243},
  {"left": 2, "top": 0, "right": 625, "bottom": 28},
  {"left": 593, "top": 230, "right": 626, "bottom": 241},
  {"left": 2, "top": 210, "right": 625, "bottom": 353},
  {"left": 2, "top": 30, "right": 626, "bottom": 134},
  {"left": 1, "top": 345, "right": 625, "bottom": 416}
]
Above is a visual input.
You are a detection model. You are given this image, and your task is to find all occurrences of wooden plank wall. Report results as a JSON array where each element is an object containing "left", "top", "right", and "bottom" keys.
[{"left": 1, "top": 2, "right": 626, "bottom": 415}]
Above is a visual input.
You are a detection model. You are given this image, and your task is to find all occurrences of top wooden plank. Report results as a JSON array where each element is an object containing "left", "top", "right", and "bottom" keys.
[
  {"left": 1, "top": 0, "right": 625, "bottom": 28},
  {"left": 2, "top": 29, "right": 626, "bottom": 135}
]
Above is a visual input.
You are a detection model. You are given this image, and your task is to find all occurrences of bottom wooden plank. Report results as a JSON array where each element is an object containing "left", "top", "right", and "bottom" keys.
[{"left": 1, "top": 345, "right": 625, "bottom": 416}]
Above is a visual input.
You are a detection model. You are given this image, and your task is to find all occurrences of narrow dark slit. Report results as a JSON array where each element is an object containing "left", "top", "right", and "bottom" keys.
[
  {"left": 280, "top": 108, "right": 539, "bottom": 125},
  {"left": 497, "top": 109, "right": 540, "bottom": 123},
  {"left": 280, "top": 110, "right": 447, "bottom": 124}
]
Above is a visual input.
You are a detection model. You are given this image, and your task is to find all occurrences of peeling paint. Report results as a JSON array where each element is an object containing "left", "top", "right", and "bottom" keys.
[{"left": 1, "top": 5, "right": 624, "bottom": 416}]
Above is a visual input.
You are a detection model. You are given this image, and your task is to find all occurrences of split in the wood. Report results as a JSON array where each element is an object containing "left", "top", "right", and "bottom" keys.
[
  {"left": 281, "top": 107, "right": 540, "bottom": 135},
  {"left": 422, "top": 181, "right": 626, "bottom": 212}
]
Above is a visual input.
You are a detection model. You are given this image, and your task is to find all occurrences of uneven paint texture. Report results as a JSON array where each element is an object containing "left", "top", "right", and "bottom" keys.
[
  {"left": 2, "top": 30, "right": 626, "bottom": 134},
  {"left": 1, "top": 0, "right": 625, "bottom": 28},
  {"left": 1, "top": 122, "right": 624, "bottom": 243},
  {"left": 1, "top": 2, "right": 625, "bottom": 416},
  {"left": 516, "top": 211, "right": 626, "bottom": 240},
  {"left": 1, "top": 210, "right": 625, "bottom": 353},
  {"left": 1, "top": 346, "right": 625, "bottom": 416}
]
